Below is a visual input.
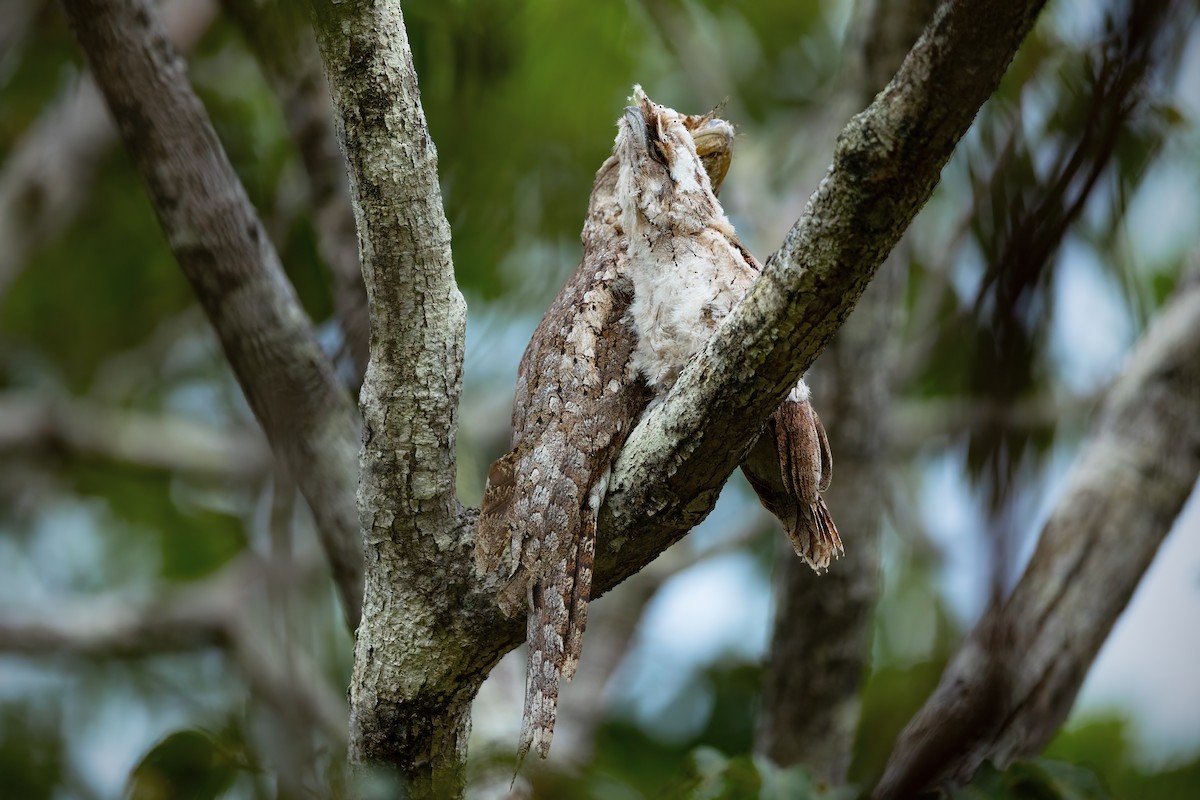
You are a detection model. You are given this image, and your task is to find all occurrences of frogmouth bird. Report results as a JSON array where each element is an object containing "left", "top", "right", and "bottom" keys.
[{"left": 477, "top": 87, "right": 839, "bottom": 766}]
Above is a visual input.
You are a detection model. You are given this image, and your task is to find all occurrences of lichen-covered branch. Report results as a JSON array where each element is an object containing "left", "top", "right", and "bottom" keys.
[
  {"left": 872, "top": 271, "right": 1200, "bottom": 798},
  {"left": 306, "top": 2, "right": 489, "bottom": 795},
  {"left": 61, "top": 0, "right": 363, "bottom": 628},
  {"left": 596, "top": 0, "right": 1047, "bottom": 594}
]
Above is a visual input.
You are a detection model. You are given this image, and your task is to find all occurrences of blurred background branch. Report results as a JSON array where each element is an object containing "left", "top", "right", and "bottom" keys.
[
  {"left": 220, "top": 0, "right": 367, "bottom": 387},
  {"left": 0, "top": 392, "right": 269, "bottom": 478},
  {"left": 61, "top": 0, "right": 363, "bottom": 628},
  {"left": 876, "top": 261, "right": 1200, "bottom": 798},
  {"left": 0, "top": 0, "right": 218, "bottom": 303}
]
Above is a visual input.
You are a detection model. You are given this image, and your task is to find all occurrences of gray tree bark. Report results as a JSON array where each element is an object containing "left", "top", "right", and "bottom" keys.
[{"left": 60, "top": 0, "right": 364, "bottom": 629}]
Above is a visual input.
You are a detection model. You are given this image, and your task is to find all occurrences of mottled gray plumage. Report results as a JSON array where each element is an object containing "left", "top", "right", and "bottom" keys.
[
  {"left": 476, "top": 138, "right": 649, "bottom": 767},
  {"left": 477, "top": 88, "right": 839, "bottom": 767}
]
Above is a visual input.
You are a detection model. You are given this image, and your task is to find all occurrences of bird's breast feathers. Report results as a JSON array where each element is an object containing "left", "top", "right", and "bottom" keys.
[{"left": 628, "top": 223, "right": 757, "bottom": 389}]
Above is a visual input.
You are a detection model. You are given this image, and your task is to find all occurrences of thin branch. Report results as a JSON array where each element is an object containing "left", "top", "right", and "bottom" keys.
[
  {"left": 226, "top": 618, "right": 349, "bottom": 750},
  {"left": 874, "top": 269, "right": 1200, "bottom": 798},
  {"left": 595, "top": 0, "right": 1047, "bottom": 597},
  {"left": 221, "top": 0, "right": 367, "bottom": 384},
  {"left": 0, "top": 0, "right": 217, "bottom": 303},
  {"left": 0, "top": 393, "right": 270, "bottom": 479},
  {"left": 61, "top": 0, "right": 363, "bottom": 629},
  {"left": 0, "top": 559, "right": 348, "bottom": 748}
]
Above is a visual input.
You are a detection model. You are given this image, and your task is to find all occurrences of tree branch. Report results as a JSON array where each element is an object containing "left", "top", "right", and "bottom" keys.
[
  {"left": 306, "top": 2, "right": 481, "bottom": 793},
  {"left": 0, "top": 558, "right": 348, "bottom": 747},
  {"left": 595, "top": 0, "right": 1047, "bottom": 596},
  {"left": 0, "top": 0, "right": 217, "bottom": 303},
  {"left": 221, "top": 0, "right": 368, "bottom": 384},
  {"left": 61, "top": 0, "right": 363, "bottom": 629},
  {"left": 873, "top": 269, "right": 1200, "bottom": 798},
  {"left": 0, "top": 393, "right": 270, "bottom": 479}
]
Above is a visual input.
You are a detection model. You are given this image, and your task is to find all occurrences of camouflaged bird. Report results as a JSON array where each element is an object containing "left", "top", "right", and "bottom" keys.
[
  {"left": 477, "top": 87, "right": 839, "bottom": 766},
  {"left": 617, "top": 90, "right": 841, "bottom": 567}
]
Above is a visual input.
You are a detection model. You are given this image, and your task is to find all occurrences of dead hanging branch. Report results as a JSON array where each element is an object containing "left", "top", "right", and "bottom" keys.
[
  {"left": 60, "top": 0, "right": 363, "bottom": 629},
  {"left": 875, "top": 5, "right": 1196, "bottom": 794},
  {"left": 756, "top": 0, "right": 939, "bottom": 778}
]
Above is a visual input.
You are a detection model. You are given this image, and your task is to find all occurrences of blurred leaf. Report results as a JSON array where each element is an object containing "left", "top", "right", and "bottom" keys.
[
  {"left": 951, "top": 759, "right": 1114, "bottom": 800},
  {"left": 674, "top": 747, "right": 763, "bottom": 800},
  {"left": 670, "top": 747, "right": 859, "bottom": 800},
  {"left": 68, "top": 466, "right": 247, "bottom": 581},
  {"left": 0, "top": 704, "right": 64, "bottom": 800},
  {"left": 127, "top": 729, "right": 239, "bottom": 800},
  {"left": 849, "top": 660, "right": 948, "bottom": 786}
]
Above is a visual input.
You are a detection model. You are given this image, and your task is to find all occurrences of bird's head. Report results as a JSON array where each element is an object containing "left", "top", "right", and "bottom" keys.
[
  {"left": 615, "top": 87, "right": 725, "bottom": 236},
  {"left": 687, "top": 112, "right": 735, "bottom": 196}
]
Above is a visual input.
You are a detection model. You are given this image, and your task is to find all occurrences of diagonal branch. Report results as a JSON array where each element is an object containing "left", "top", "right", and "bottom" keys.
[
  {"left": 221, "top": 0, "right": 368, "bottom": 384},
  {"left": 873, "top": 269, "right": 1200, "bottom": 798},
  {"left": 595, "top": 0, "right": 1048, "bottom": 595},
  {"left": 60, "top": 0, "right": 363, "bottom": 629},
  {"left": 0, "top": 0, "right": 217, "bottom": 303}
]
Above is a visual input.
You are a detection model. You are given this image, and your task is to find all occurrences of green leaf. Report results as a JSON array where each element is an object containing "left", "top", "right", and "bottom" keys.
[
  {"left": 127, "top": 730, "right": 239, "bottom": 800},
  {"left": 951, "top": 759, "right": 1114, "bottom": 799}
]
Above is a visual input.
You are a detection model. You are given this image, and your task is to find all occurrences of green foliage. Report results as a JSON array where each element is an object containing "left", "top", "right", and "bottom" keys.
[
  {"left": 1046, "top": 716, "right": 1200, "bottom": 800},
  {"left": 0, "top": 704, "right": 65, "bottom": 800},
  {"left": 2, "top": 154, "right": 191, "bottom": 391},
  {"left": 67, "top": 465, "right": 246, "bottom": 581},
  {"left": 953, "top": 759, "right": 1114, "bottom": 800},
  {"left": 127, "top": 729, "right": 243, "bottom": 800},
  {"left": 671, "top": 747, "right": 858, "bottom": 800},
  {"left": 0, "top": 7, "right": 80, "bottom": 143}
]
